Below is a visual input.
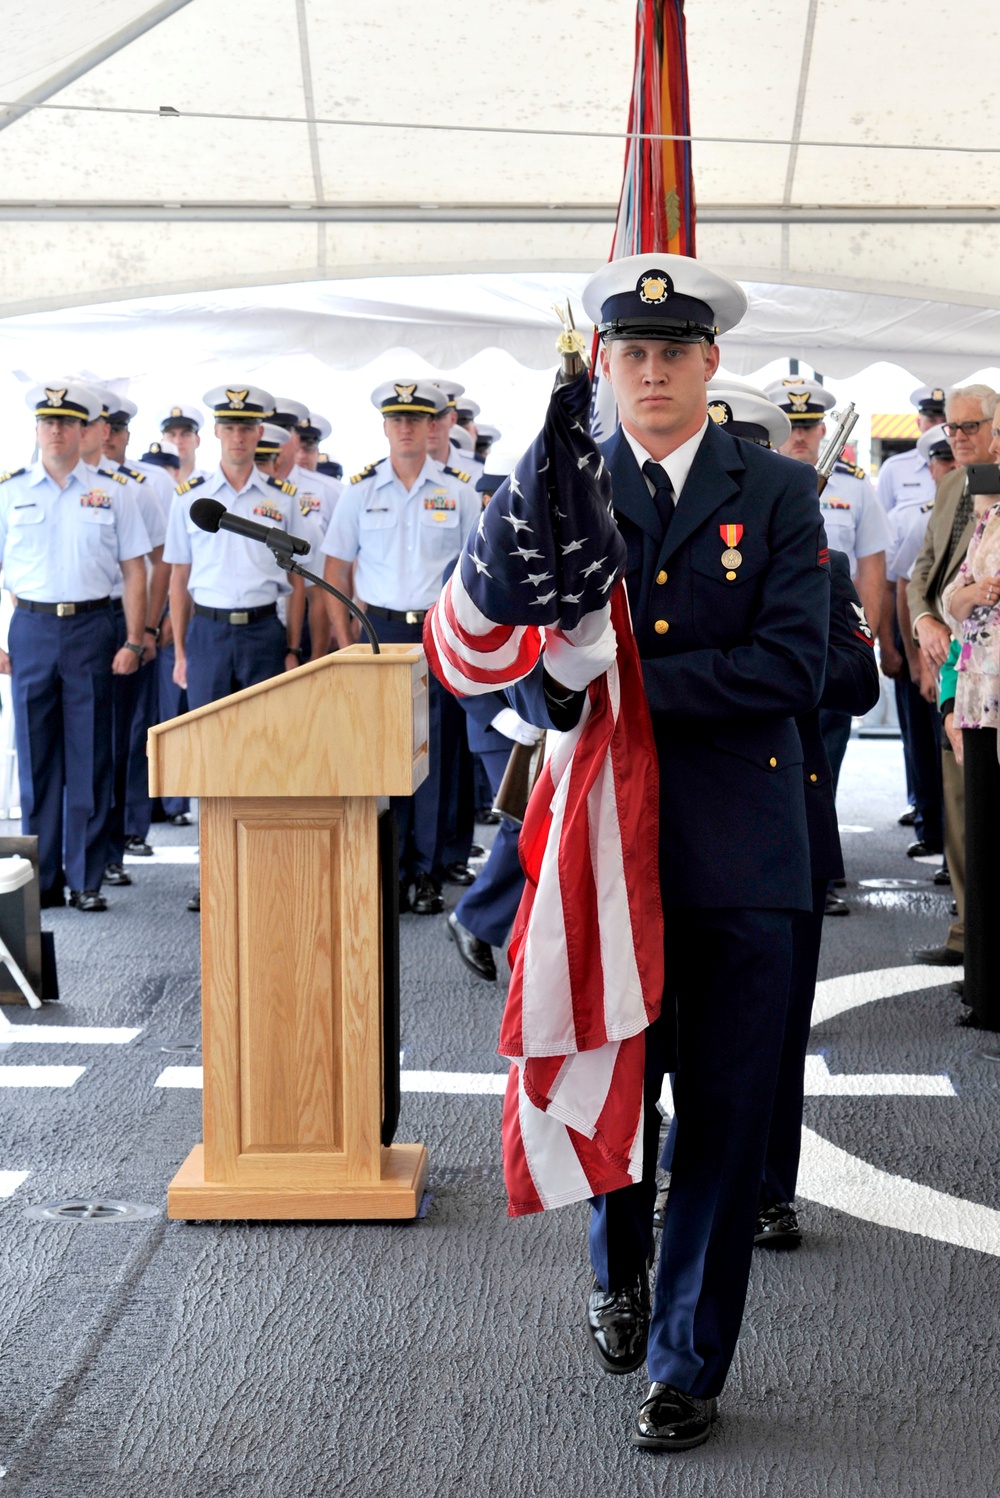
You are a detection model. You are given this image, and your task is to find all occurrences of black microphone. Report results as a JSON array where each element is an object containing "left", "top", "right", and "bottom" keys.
[{"left": 190, "top": 496, "right": 310, "bottom": 557}]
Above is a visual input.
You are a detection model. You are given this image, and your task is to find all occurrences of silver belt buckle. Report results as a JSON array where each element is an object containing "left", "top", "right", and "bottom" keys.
[
  {"left": 56, "top": 603, "right": 76, "bottom": 618},
  {"left": 405, "top": 610, "right": 420, "bottom": 625},
  {"left": 230, "top": 610, "right": 250, "bottom": 625}
]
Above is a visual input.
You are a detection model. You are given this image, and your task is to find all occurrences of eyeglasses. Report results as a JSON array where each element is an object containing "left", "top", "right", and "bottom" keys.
[{"left": 943, "top": 419, "right": 988, "bottom": 436}]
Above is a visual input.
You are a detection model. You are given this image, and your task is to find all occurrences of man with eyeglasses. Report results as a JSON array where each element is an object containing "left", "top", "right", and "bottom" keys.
[{"left": 907, "top": 384, "right": 997, "bottom": 965}]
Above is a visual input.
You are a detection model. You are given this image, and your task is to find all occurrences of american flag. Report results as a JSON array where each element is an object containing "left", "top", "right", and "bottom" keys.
[{"left": 424, "top": 372, "right": 663, "bottom": 1216}]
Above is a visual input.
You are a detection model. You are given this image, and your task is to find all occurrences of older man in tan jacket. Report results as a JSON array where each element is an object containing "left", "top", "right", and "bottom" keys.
[{"left": 906, "top": 383, "right": 997, "bottom": 970}]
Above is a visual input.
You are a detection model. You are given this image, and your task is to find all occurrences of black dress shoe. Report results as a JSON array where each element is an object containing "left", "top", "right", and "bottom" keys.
[
  {"left": 586, "top": 1273, "right": 650, "bottom": 1375},
  {"left": 39, "top": 885, "right": 66, "bottom": 909},
  {"left": 186, "top": 891, "right": 201, "bottom": 913},
  {"left": 124, "top": 836, "right": 153, "bottom": 857},
  {"left": 956, "top": 1006, "right": 999, "bottom": 1030},
  {"left": 632, "top": 1383, "right": 718, "bottom": 1451},
  {"left": 104, "top": 863, "right": 132, "bottom": 886},
  {"left": 933, "top": 866, "right": 951, "bottom": 886},
  {"left": 447, "top": 913, "right": 497, "bottom": 981},
  {"left": 898, "top": 806, "right": 917, "bottom": 826},
  {"left": 912, "top": 945, "right": 963, "bottom": 965},
  {"left": 469, "top": 842, "right": 486, "bottom": 858},
  {"left": 411, "top": 873, "right": 444, "bottom": 916},
  {"left": 168, "top": 813, "right": 191, "bottom": 826},
  {"left": 907, "top": 840, "right": 943, "bottom": 858},
  {"left": 68, "top": 889, "right": 107, "bottom": 912},
  {"left": 476, "top": 808, "right": 501, "bottom": 825},
  {"left": 831, "top": 877, "right": 847, "bottom": 889},
  {"left": 824, "top": 891, "right": 850, "bottom": 917},
  {"left": 950, "top": 980, "right": 965, "bottom": 997},
  {"left": 754, "top": 1200, "right": 801, "bottom": 1248},
  {"left": 443, "top": 861, "right": 476, "bottom": 886}
]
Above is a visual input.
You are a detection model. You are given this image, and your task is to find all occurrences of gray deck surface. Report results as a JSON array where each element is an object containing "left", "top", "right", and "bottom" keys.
[{"left": 1, "top": 738, "right": 998, "bottom": 1497}]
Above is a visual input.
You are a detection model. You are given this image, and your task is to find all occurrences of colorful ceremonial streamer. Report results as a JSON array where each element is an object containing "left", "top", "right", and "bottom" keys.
[{"left": 591, "top": 0, "right": 697, "bottom": 439}]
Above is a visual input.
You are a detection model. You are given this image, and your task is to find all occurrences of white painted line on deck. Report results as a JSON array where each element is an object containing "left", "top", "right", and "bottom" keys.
[
  {"left": 124, "top": 847, "right": 199, "bottom": 864},
  {"left": 798, "top": 1128, "right": 1000, "bottom": 1256},
  {"left": 803, "top": 1054, "right": 955, "bottom": 1096},
  {"left": 401, "top": 1070, "right": 508, "bottom": 1095},
  {"left": 0, "top": 1170, "right": 29, "bottom": 1198},
  {"left": 811, "top": 965, "right": 961, "bottom": 1027},
  {"left": 152, "top": 1067, "right": 511, "bottom": 1095},
  {"left": 0, "top": 1026, "right": 141, "bottom": 1045},
  {"left": 0, "top": 1066, "right": 85, "bottom": 1087},
  {"left": 155, "top": 1066, "right": 203, "bottom": 1088},
  {"left": 838, "top": 824, "right": 873, "bottom": 833}
]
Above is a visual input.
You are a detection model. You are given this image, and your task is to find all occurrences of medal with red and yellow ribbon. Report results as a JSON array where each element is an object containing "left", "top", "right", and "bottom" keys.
[{"left": 720, "top": 523, "right": 743, "bottom": 575}]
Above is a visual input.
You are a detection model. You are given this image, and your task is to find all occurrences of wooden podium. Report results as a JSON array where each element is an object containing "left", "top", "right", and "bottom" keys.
[{"left": 147, "top": 644, "right": 430, "bottom": 1220}]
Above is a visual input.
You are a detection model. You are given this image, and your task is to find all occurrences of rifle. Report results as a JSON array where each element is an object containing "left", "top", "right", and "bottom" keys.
[{"left": 816, "top": 402, "right": 859, "bottom": 496}]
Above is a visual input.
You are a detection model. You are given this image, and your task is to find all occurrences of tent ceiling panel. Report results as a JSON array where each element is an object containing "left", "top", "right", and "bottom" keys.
[
  {"left": 0, "top": 1, "right": 999, "bottom": 315},
  {"left": 0, "top": 223, "right": 615, "bottom": 319},
  {"left": 0, "top": 0, "right": 164, "bottom": 98}
]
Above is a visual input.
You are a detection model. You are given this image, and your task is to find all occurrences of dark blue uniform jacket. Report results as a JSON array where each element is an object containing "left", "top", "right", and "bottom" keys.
[
  {"left": 511, "top": 420, "right": 831, "bottom": 911},
  {"left": 800, "top": 548, "right": 881, "bottom": 881}
]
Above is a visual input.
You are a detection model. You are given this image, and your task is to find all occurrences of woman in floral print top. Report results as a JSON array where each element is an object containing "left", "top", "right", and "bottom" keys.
[
  {"left": 941, "top": 491, "right": 1000, "bottom": 1031},
  {"left": 943, "top": 498, "right": 1000, "bottom": 729}
]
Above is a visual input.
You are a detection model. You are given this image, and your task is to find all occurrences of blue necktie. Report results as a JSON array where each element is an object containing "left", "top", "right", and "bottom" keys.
[{"left": 642, "top": 460, "right": 676, "bottom": 537}]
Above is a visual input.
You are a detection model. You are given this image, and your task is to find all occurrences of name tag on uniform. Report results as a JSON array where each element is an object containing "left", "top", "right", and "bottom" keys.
[
  {"left": 299, "top": 497, "right": 322, "bottom": 517},
  {"left": 81, "top": 490, "right": 112, "bottom": 509},
  {"left": 252, "top": 503, "right": 284, "bottom": 521},
  {"left": 12, "top": 502, "right": 37, "bottom": 511}
]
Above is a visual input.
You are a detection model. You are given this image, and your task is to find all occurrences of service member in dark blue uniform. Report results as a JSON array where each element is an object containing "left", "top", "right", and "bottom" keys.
[
  {"left": 696, "top": 388, "right": 881, "bottom": 1246},
  {"left": 447, "top": 459, "right": 534, "bottom": 978},
  {"left": 508, "top": 255, "right": 829, "bottom": 1451},
  {"left": 0, "top": 383, "right": 150, "bottom": 910}
]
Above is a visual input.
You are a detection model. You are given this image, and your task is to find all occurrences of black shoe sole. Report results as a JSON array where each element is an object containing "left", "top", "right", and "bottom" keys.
[{"left": 754, "top": 1231, "right": 802, "bottom": 1249}]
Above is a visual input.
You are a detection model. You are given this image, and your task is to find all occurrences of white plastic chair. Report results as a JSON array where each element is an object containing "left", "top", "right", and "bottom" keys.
[{"left": 0, "top": 854, "right": 41, "bottom": 1019}]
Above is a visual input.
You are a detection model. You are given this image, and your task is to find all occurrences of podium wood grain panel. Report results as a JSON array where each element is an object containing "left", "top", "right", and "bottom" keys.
[
  {"left": 237, "top": 810, "right": 341, "bottom": 1152},
  {"left": 158, "top": 649, "right": 429, "bottom": 1220}
]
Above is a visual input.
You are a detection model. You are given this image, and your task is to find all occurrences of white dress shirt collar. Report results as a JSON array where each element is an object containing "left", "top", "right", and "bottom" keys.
[{"left": 621, "top": 417, "right": 709, "bottom": 501}]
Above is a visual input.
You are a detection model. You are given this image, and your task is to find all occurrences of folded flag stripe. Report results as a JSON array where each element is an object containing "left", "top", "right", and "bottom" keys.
[{"left": 423, "top": 374, "right": 662, "bottom": 1218}]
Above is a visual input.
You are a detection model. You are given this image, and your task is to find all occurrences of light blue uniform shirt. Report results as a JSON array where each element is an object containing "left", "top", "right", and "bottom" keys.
[
  {"left": 128, "top": 459, "right": 175, "bottom": 518},
  {"left": 0, "top": 459, "right": 151, "bottom": 601},
  {"left": 86, "top": 464, "right": 165, "bottom": 602},
  {"left": 163, "top": 464, "right": 306, "bottom": 608},
  {"left": 875, "top": 446, "right": 935, "bottom": 515},
  {"left": 818, "top": 461, "right": 892, "bottom": 577},
  {"left": 322, "top": 456, "right": 480, "bottom": 609},
  {"left": 288, "top": 463, "right": 341, "bottom": 581},
  {"left": 887, "top": 497, "right": 936, "bottom": 583}
]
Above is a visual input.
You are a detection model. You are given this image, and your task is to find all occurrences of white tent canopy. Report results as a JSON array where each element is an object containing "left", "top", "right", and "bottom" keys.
[
  {"left": 2, "top": 0, "right": 1000, "bottom": 317},
  {"left": 4, "top": 274, "right": 1000, "bottom": 384}
]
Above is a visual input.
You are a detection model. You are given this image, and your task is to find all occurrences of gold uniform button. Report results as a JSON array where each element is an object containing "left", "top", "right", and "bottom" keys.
[
  {"left": 769, "top": 757, "right": 777, "bottom": 768},
  {"left": 656, "top": 570, "right": 668, "bottom": 585},
  {"left": 654, "top": 619, "right": 669, "bottom": 635},
  {"left": 726, "top": 570, "right": 737, "bottom": 581},
  {"left": 809, "top": 773, "right": 818, "bottom": 782}
]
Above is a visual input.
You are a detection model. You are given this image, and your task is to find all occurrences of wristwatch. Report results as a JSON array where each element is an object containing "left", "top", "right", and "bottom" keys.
[
  {"left": 123, "top": 641, "right": 145, "bottom": 659},
  {"left": 286, "top": 644, "right": 304, "bottom": 660},
  {"left": 144, "top": 625, "right": 161, "bottom": 643}
]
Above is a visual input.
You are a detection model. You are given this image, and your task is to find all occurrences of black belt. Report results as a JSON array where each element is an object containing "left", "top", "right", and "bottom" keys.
[
  {"left": 112, "top": 599, "right": 124, "bottom": 613},
  {"left": 194, "top": 602, "right": 277, "bottom": 625},
  {"left": 16, "top": 597, "right": 111, "bottom": 617},
  {"left": 365, "top": 605, "right": 428, "bottom": 625}
]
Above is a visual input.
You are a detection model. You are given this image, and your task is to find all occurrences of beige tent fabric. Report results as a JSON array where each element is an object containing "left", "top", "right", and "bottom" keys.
[{"left": 0, "top": 0, "right": 998, "bottom": 316}]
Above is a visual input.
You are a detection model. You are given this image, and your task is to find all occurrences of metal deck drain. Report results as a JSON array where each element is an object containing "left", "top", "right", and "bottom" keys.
[{"left": 25, "top": 1199, "right": 160, "bottom": 1224}]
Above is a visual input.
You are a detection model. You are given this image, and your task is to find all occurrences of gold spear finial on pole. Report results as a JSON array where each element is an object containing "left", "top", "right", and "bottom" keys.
[{"left": 553, "top": 300, "right": 590, "bottom": 384}]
